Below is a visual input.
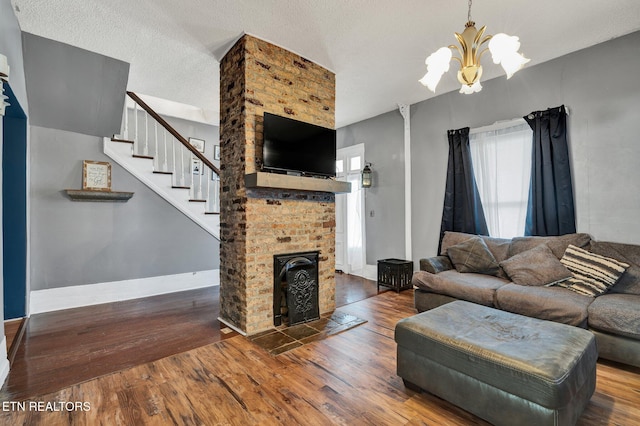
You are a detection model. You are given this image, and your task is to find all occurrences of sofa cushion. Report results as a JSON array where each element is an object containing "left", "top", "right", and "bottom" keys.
[
  {"left": 590, "top": 241, "right": 640, "bottom": 295},
  {"left": 495, "top": 283, "right": 594, "bottom": 327},
  {"left": 412, "top": 270, "right": 508, "bottom": 307},
  {"left": 500, "top": 244, "right": 572, "bottom": 286},
  {"left": 508, "top": 233, "right": 592, "bottom": 259},
  {"left": 557, "top": 245, "right": 629, "bottom": 297},
  {"left": 588, "top": 294, "right": 640, "bottom": 340},
  {"left": 447, "top": 237, "right": 500, "bottom": 276},
  {"left": 419, "top": 255, "right": 454, "bottom": 274},
  {"left": 440, "top": 231, "right": 511, "bottom": 263}
]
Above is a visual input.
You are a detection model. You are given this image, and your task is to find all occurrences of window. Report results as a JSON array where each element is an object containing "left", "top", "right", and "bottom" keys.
[
  {"left": 470, "top": 120, "right": 532, "bottom": 238},
  {"left": 349, "top": 155, "right": 361, "bottom": 171}
]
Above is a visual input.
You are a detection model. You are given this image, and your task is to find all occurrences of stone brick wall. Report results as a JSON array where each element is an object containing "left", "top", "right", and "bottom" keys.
[{"left": 219, "top": 35, "right": 336, "bottom": 335}]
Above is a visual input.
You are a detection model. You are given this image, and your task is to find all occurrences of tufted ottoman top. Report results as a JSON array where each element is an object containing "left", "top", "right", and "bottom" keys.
[{"left": 395, "top": 301, "right": 597, "bottom": 409}]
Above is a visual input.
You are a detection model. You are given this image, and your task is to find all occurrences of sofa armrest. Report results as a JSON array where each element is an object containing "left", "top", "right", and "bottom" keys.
[{"left": 419, "top": 256, "right": 454, "bottom": 274}]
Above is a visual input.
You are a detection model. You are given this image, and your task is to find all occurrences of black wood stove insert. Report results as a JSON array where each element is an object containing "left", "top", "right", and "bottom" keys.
[{"left": 273, "top": 251, "right": 320, "bottom": 327}]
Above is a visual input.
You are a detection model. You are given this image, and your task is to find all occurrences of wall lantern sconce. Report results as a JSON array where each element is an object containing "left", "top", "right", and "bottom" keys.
[{"left": 361, "top": 163, "right": 373, "bottom": 188}]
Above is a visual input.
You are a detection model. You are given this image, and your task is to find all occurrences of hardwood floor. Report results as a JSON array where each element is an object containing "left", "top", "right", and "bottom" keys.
[
  {"left": 334, "top": 271, "right": 380, "bottom": 306},
  {"left": 1, "top": 286, "right": 238, "bottom": 401},
  {"left": 1, "top": 273, "right": 380, "bottom": 401},
  {"left": 1, "top": 277, "right": 639, "bottom": 424}
]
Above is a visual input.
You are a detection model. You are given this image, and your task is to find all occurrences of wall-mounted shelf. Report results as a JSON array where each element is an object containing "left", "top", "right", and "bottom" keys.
[
  {"left": 63, "top": 189, "right": 134, "bottom": 202},
  {"left": 245, "top": 172, "right": 351, "bottom": 194}
]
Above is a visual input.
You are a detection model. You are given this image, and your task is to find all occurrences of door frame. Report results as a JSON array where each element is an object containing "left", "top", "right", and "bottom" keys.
[{"left": 336, "top": 144, "right": 366, "bottom": 277}]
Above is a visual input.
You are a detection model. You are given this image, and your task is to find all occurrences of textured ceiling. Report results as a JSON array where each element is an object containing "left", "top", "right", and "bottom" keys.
[{"left": 11, "top": 0, "right": 640, "bottom": 128}]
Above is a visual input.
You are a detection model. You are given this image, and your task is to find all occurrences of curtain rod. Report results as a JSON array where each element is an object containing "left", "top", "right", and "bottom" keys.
[{"left": 469, "top": 117, "right": 527, "bottom": 135}]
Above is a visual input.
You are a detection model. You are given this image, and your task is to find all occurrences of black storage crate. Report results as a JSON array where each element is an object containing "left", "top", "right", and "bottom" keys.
[{"left": 377, "top": 259, "right": 413, "bottom": 292}]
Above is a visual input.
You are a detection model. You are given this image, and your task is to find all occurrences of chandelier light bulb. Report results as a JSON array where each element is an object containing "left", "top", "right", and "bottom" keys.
[
  {"left": 488, "top": 33, "right": 530, "bottom": 79},
  {"left": 419, "top": 47, "right": 453, "bottom": 92}
]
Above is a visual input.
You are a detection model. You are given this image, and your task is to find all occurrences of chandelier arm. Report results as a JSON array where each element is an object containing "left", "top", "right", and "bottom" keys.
[
  {"left": 479, "top": 35, "right": 493, "bottom": 48},
  {"left": 448, "top": 44, "right": 463, "bottom": 58},
  {"left": 477, "top": 47, "right": 491, "bottom": 61},
  {"left": 473, "top": 26, "right": 487, "bottom": 45},
  {"left": 450, "top": 56, "right": 463, "bottom": 66},
  {"left": 453, "top": 34, "right": 467, "bottom": 53}
]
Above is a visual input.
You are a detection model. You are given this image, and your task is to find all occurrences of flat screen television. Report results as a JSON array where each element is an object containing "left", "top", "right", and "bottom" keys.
[{"left": 262, "top": 112, "right": 336, "bottom": 178}]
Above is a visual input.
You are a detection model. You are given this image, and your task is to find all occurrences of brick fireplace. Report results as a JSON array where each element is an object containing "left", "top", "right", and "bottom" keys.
[{"left": 219, "top": 35, "right": 337, "bottom": 335}]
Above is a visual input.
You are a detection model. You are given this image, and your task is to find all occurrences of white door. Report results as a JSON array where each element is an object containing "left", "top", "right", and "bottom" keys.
[{"left": 335, "top": 144, "right": 366, "bottom": 276}]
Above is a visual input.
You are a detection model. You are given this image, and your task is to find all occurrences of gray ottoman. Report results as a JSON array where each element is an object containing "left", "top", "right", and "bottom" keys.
[{"left": 395, "top": 301, "right": 597, "bottom": 426}]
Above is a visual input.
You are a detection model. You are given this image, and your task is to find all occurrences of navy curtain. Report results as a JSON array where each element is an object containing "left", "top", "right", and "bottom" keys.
[
  {"left": 439, "top": 127, "right": 488, "bottom": 247},
  {"left": 524, "top": 105, "right": 576, "bottom": 236}
]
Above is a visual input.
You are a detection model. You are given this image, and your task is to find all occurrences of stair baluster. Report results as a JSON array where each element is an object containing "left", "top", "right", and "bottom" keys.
[
  {"left": 189, "top": 152, "right": 195, "bottom": 200},
  {"left": 163, "top": 130, "right": 168, "bottom": 172},
  {"left": 124, "top": 102, "right": 129, "bottom": 140},
  {"left": 198, "top": 158, "right": 203, "bottom": 200},
  {"left": 134, "top": 103, "right": 139, "bottom": 154},
  {"left": 153, "top": 121, "right": 159, "bottom": 171},
  {"left": 171, "top": 137, "right": 177, "bottom": 186},
  {"left": 180, "top": 143, "right": 185, "bottom": 187},
  {"left": 207, "top": 172, "right": 211, "bottom": 211},
  {"left": 143, "top": 112, "right": 149, "bottom": 156}
]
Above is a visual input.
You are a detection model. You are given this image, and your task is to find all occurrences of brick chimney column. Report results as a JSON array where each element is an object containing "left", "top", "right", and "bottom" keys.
[{"left": 219, "top": 35, "right": 336, "bottom": 335}]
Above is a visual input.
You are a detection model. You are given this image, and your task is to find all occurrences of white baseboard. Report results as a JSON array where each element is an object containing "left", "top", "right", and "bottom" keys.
[
  {"left": 0, "top": 337, "right": 9, "bottom": 389},
  {"left": 362, "top": 264, "right": 378, "bottom": 281},
  {"left": 30, "top": 269, "right": 220, "bottom": 314},
  {"left": 343, "top": 264, "right": 378, "bottom": 281}
]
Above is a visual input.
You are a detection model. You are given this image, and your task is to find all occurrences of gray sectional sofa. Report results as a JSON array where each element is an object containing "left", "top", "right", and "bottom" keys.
[{"left": 412, "top": 231, "right": 640, "bottom": 368}]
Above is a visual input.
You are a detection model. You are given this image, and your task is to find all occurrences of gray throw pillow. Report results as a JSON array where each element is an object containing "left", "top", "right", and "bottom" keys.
[
  {"left": 500, "top": 244, "right": 572, "bottom": 286},
  {"left": 556, "top": 244, "right": 630, "bottom": 297},
  {"left": 447, "top": 236, "right": 500, "bottom": 276},
  {"left": 508, "top": 233, "right": 592, "bottom": 259}
]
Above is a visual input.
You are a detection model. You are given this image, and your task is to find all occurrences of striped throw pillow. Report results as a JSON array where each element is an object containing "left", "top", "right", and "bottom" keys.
[{"left": 557, "top": 244, "right": 629, "bottom": 297}]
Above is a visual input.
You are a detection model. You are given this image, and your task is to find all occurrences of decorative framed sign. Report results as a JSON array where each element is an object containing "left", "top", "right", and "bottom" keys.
[
  {"left": 189, "top": 137, "right": 205, "bottom": 153},
  {"left": 214, "top": 145, "right": 221, "bottom": 160},
  {"left": 82, "top": 160, "right": 112, "bottom": 192},
  {"left": 192, "top": 158, "right": 204, "bottom": 175}
]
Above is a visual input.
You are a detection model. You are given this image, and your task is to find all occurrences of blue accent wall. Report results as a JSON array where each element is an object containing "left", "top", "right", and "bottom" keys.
[{"left": 3, "top": 83, "right": 27, "bottom": 319}]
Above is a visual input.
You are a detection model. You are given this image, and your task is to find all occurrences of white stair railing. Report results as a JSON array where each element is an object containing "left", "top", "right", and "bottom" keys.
[{"left": 114, "top": 92, "right": 220, "bottom": 214}]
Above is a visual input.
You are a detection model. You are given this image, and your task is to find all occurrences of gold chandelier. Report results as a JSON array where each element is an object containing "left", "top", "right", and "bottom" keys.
[{"left": 419, "top": 0, "right": 529, "bottom": 94}]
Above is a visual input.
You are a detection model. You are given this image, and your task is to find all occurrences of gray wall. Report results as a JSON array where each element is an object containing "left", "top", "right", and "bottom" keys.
[
  {"left": 338, "top": 30, "right": 640, "bottom": 264},
  {"left": 337, "top": 110, "right": 405, "bottom": 264},
  {"left": 29, "top": 125, "right": 219, "bottom": 291},
  {"left": 22, "top": 33, "right": 129, "bottom": 138}
]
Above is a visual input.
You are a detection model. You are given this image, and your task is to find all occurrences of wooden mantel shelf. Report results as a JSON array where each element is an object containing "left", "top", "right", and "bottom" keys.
[
  {"left": 63, "top": 189, "right": 134, "bottom": 202},
  {"left": 245, "top": 172, "right": 351, "bottom": 194}
]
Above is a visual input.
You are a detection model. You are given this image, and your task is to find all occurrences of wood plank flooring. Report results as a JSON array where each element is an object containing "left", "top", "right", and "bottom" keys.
[
  {"left": 1, "top": 286, "right": 639, "bottom": 424},
  {"left": 1, "top": 273, "right": 381, "bottom": 402},
  {"left": 1, "top": 286, "right": 238, "bottom": 401}
]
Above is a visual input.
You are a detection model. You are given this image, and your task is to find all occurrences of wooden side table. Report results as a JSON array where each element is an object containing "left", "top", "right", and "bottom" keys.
[{"left": 377, "top": 259, "right": 413, "bottom": 292}]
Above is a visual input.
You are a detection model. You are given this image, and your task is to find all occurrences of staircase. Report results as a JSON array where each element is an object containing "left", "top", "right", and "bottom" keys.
[{"left": 104, "top": 92, "right": 220, "bottom": 238}]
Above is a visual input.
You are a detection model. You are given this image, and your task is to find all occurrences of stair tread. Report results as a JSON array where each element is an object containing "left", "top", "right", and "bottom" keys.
[
  {"left": 111, "top": 138, "right": 134, "bottom": 144},
  {"left": 153, "top": 170, "right": 173, "bottom": 175},
  {"left": 189, "top": 199, "right": 207, "bottom": 202},
  {"left": 205, "top": 212, "right": 221, "bottom": 215},
  {"left": 132, "top": 154, "right": 154, "bottom": 159},
  {"left": 171, "top": 186, "right": 190, "bottom": 189}
]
